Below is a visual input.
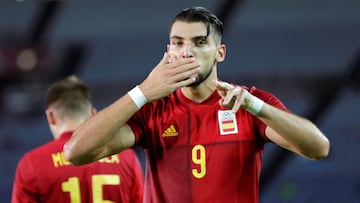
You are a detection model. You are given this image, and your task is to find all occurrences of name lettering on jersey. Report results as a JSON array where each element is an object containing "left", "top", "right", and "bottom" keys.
[
  {"left": 52, "top": 151, "right": 71, "bottom": 167},
  {"left": 162, "top": 124, "right": 178, "bottom": 137},
  {"left": 51, "top": 151, "right": 120, "bottom": 168},
  {"left": 218, "top": 110, "right": 238, "bottom": 135}
]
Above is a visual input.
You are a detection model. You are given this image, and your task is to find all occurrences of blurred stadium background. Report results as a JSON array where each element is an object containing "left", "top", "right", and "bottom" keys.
[{"left": 1, "top": 0, "right": 359, "bottom": 202}]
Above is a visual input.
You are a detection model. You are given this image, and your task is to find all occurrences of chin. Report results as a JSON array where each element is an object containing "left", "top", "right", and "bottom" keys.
[{"left": 186, "top": 78, "right": 202, "bottom": 87}]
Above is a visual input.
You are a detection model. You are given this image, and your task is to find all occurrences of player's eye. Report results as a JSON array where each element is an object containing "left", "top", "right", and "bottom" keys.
[
  {"left": 196, "top": 39, "right": 207, "bottom": 46},
  {"left": 172, "top": 41, "right": 183, "bottom": 46}
]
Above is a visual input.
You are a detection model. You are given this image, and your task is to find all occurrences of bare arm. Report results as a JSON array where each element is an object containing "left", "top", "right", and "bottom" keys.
[
  {"left": 63, "top": 95, "right": 138, "bottom": 165},
  {"left": 259, "top": 104, "right": 329, "bottom": 160},
  {"left": 63, "top": 53, "right": 200, "bottom": 165},
  {"left": 214, "top": 80, "right": 330, "bottom": 160}
]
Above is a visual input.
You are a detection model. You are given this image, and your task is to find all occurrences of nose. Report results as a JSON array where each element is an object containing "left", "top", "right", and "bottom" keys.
[{"left": 181, "top": 44, "right": 194, "bottom": 58}]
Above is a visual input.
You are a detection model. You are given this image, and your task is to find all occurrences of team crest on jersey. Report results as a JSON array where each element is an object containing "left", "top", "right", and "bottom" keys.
[{"left": 218, "top": 110, "right": 238, "bottom": 135}]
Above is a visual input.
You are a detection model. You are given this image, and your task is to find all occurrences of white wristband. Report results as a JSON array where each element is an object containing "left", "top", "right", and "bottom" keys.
[
  {"left": 247, "top": 96, "right": 264, "bottom": 115},
  {"left": 128, "top": 85, "right": 148, "bottom": 109}
]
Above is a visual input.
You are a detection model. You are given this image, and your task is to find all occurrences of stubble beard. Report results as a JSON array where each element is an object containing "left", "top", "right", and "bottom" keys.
[{"left": 187, "top": 65, "right": 213, "bottom": 87}]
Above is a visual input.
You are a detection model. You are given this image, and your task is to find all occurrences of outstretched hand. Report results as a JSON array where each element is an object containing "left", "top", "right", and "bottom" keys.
[
  {"left": 139, "top": 53, "right": 200, "bottom": 102},
  {"left": 213, "top": 80, "right": 254, "bottom": 112}
]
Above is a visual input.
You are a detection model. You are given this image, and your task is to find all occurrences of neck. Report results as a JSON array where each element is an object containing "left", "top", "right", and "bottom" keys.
[
  {"left": 181, "top": 72, "right": 217, "bottom": 103},
  {"left": 53, "top": 120, "right": 84, "bottom": 140}
]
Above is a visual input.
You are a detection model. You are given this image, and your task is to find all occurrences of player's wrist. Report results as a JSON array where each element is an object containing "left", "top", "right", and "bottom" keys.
[
  {"left": 128, "top": 85, "right": 148, "bottom": 109},
  {"left": 246, "top": 96, "right": 264, "bottom": 115}
]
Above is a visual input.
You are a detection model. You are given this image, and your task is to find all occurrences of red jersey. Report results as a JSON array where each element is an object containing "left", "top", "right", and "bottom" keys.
[
  {"left": 12, "top": 132, "right": 144, "bottom": 203},
  {"left": 128, "top": 87, "right": 287, "bottom": 203}
]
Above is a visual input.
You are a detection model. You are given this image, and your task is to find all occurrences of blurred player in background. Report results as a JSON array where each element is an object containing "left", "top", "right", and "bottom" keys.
[{"left": 12, "top": 75, "right": 144, "bottom": 203}]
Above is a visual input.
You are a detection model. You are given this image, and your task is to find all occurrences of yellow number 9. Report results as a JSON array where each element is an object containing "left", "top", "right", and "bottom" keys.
[{"left": 192, "top": 144, "right": 206, "bottom": 179}]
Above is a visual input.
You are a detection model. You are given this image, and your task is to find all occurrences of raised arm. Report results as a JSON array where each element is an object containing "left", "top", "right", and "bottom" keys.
[
  {"left": 63, "top": 53, "right": 200, "bottom": 165},
  {"left": 258, "top": 103, "right": 329, "bottom": 160},
  {"left": 214, "top": 80, "right": 330, "bottom": 160}
]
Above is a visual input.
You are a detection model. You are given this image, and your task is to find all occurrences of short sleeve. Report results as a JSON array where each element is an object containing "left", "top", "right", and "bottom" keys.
[{"left": 249, "top": 86, "right": 290, "bottom": 143}]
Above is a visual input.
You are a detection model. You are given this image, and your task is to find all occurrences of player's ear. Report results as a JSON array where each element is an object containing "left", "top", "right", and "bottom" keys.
[
  {"left": 216, "top": 44, "right": 226, "bottom": 62},
  {"left": 45, "top": 110, "right": 56, "bottom": 125}
]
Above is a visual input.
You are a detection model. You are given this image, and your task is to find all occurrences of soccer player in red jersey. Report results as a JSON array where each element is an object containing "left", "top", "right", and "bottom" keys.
[
  {"left": 64, "top": 7, "right": 330, "bottom": 203},
  {"left": 12, "top": 76, "right": 144, "bottom": 203}
]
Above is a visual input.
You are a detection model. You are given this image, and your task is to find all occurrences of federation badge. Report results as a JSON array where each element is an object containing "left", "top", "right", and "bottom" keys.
[{"left": 218, "top": 110, "right": 238, "bottom": 135}]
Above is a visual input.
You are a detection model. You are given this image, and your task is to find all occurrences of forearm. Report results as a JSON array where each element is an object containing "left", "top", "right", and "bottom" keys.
[
  {"left": 213, "top": 80, "right": 329, "bottom": 159},
  {"left": 257, "top": 103, "right": 330, "bottom": 160},
  {"left": 64, "top": 94, "right": 138, "bottom": 165}
]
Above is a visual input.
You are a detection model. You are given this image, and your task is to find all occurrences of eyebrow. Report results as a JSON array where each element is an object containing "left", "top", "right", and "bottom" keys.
[{"left": 170, "top": 35, "right": 208, "bottom": 41}]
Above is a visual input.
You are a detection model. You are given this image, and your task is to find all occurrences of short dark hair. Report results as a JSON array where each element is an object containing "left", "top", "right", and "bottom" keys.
[
  {"left": 46, "top": 75, "right": 91, "bottom": 118},
  {"left": 170, "top": 7, "right": 224, "bottom": 42}
]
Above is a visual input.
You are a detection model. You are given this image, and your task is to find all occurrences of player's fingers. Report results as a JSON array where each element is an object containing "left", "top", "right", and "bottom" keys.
[
  {"left": 160, "top": 52, "right": 170, "bottom": 65},
  {"left": 222, "top": 86, "right": 240, "bottom": 105},
  {"left": 174, "top": 68, "right": 200, "bottom": 85},
  {"left": 232, "top": 91, "right": 246, "bottom": 112},
  {"left": 176, "top": 77, "right": 197, "bottom": 87},
  {"left": 170, "top": 61, "right": 200, "bottom": 79},
  {"left": 214, "top": 80, "right": 234, "bottom": 91},
  {"left": 217, "top": 89, "right": 226, "bottom": 98}
]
